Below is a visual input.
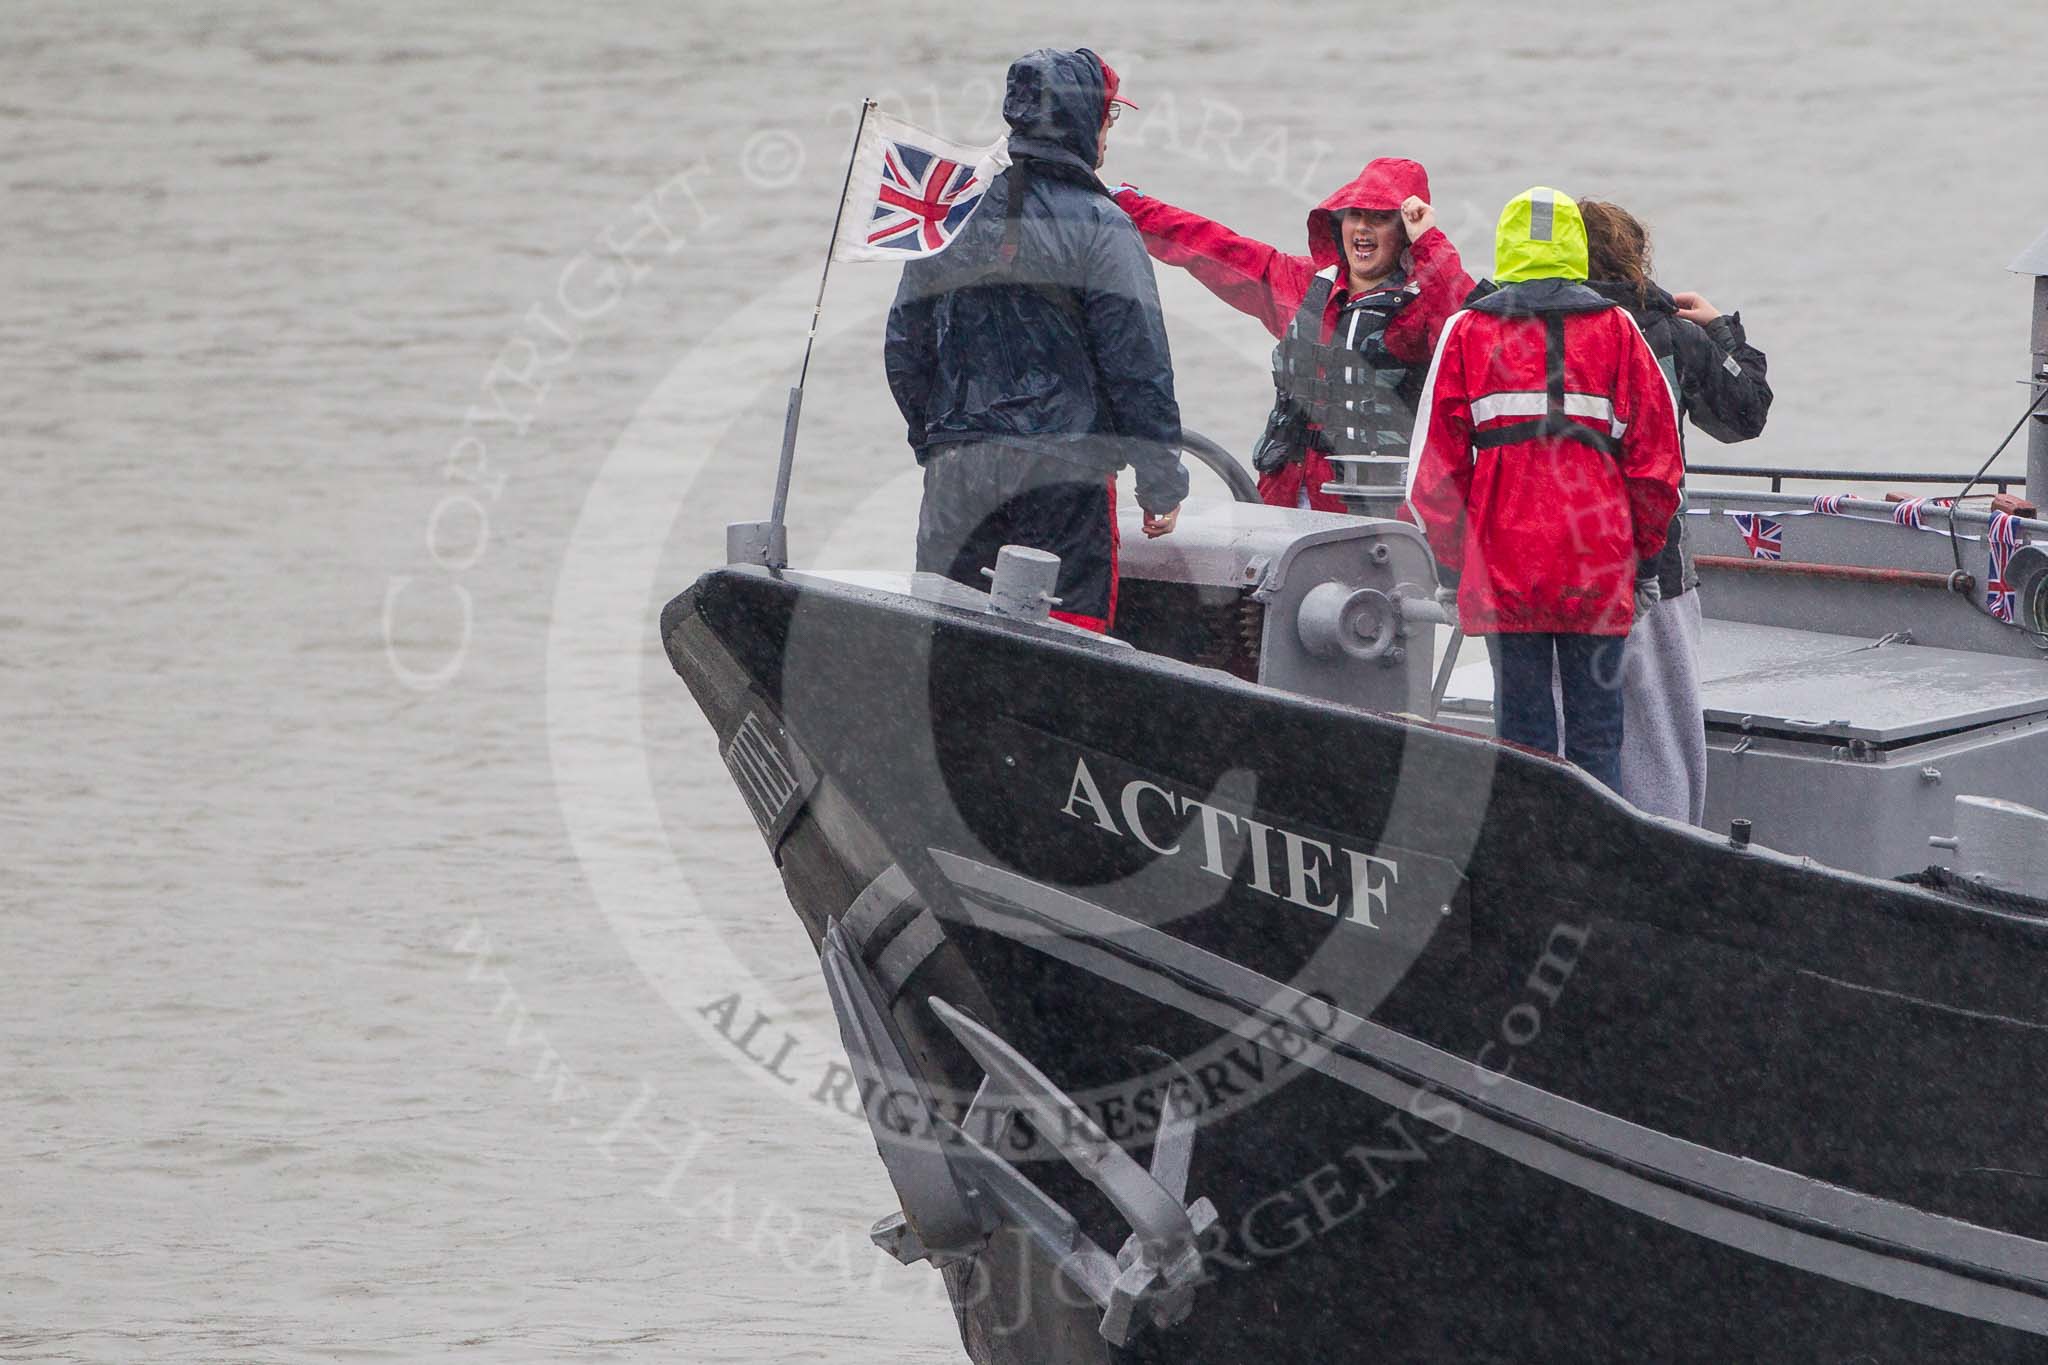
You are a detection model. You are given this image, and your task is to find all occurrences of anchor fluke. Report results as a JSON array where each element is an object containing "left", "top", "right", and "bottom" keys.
[{"left": 925, "top": 996, "right": 1217, "bottom": 1344}]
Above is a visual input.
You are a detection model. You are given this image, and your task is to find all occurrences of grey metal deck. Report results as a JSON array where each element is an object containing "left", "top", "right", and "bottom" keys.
[{"left": 1699, "top": 621, "right": 2048, "bottom": 744}]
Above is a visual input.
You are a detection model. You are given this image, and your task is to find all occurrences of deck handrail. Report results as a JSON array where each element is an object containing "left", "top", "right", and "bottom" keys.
[
  {"left": 1688, "top": 463, "right": 2028, "bottom": 494},
  {"left": 1689, "top": 487, "right": 2048, "bottom": 538}
]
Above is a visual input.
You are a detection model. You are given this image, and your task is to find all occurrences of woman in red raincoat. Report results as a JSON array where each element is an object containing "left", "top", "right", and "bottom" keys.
[{"left": 1112, "top": 158, "right": 1473, "bottom": 513}]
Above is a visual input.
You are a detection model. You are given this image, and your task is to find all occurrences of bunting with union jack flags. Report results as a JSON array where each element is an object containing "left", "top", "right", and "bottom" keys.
[
  {"left": 1732, "top": 512, "right": 1784, "bottom": 560},
  {"left": 831, "top": 108, "right": 1007, "bottom": 262},
  {"left": 1986, "top": 510, "right": 2022, "bottom": 623}
]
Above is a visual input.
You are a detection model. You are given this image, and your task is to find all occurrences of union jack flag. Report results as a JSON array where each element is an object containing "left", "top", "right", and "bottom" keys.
[
  {"left": 1811, "top": 493, "right": 1846, "bottom": 515},
  {"left": 1733, "top": 512, "right": 1783, "bottom": 560},
  {"left": 1987, "top": 510, "right": 2022, "bottom": 623},
  {"left": 866, "top": 143, "right": 986, "bottom": 252},
  {"left": 1892, "top": 497, "right": 1926, "bottom": 529},
  {"left": 831, "top": 108, "right": 1005, "bottom": 263}
]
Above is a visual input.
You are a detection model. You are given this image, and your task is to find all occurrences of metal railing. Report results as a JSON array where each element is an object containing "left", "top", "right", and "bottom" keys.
[
  {"left": 1688, "top": 463, "right": 2028, "bottom": 494},
  {"left": 1687, "top": 487, "right": 2048, "bottom": 537}
]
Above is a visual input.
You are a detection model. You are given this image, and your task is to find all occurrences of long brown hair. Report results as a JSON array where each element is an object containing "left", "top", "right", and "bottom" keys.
[{"left": 1577, "top": 199, "right": 1653, "bottom": 307}]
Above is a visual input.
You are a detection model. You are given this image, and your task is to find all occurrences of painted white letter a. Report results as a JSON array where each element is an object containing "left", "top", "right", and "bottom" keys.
[{"left": 1061, "top": 757, "right": 1119, "bottom": 834}]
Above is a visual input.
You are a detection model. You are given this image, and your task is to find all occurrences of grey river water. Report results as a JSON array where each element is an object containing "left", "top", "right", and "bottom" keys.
[{"left": 4, "top": 2, "right": 2045, "bottom": 1360}]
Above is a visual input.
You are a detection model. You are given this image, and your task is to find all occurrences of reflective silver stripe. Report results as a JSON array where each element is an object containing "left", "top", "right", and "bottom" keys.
[
  {"left": 1469, "top": 390, "right": 1624, "bottom": 435},
  {"left": 1405, "top": 309, "right": 1470, "bottom": 500},
  {"left": 1469, "top": 391, "right": 1546, "bottom": 424},
  {"left": 1528, "top": 190, "right": 1555, "bottom": 242}
]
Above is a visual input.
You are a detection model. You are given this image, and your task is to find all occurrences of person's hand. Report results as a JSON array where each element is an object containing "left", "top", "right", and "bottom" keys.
[
  {"left": 1672, "top": 291, "right": 1721, "bottom": 325},
  {"left": 1142, "top": 505, "right": 1180, "bottom": 538},
  {"left": 1433, "top": 583, "right": 1458, "bottom": 616},
  {"left": 1400, "top": 195, "right": 1436, "bottom": 242},
  {"left": 1634, "top": 576, "right": 1663, "bottom": 616}
]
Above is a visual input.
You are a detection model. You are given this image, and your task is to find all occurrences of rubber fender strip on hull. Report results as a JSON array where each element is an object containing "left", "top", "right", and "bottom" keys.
[
  {"left": 926, "top": 850, "right": 2048, "bottom": 1333},
  {"left": 843, "top": 865, "right": 919, "bottom": 947},
  {"left": 874, "top": 912, "right": 947, "bottom": 1001},
  {"left": 839, "top": 865, "right": 948, "bottom": 1003}
]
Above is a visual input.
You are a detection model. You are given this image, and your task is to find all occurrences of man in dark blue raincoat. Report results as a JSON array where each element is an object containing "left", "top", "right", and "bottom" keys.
[{"left": 885, "top": 47, "right": 1187, "bottom": 632}]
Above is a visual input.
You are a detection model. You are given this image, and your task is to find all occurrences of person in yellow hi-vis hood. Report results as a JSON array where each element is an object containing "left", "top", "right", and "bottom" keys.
[{"left": 1407, "top": 188, "right": 1684, "bottom": 792}]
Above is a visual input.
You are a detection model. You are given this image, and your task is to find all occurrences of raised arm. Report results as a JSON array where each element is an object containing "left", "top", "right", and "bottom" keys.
[
  {"left": 1112, "top": 186, "right": 1314, "bottom": 339},
  {"left": 1381, "top": 198, "right": 1476, "bottom": 364},
  {"left": 1669, "top": 294, "right": 1772, "bottom": 444}
]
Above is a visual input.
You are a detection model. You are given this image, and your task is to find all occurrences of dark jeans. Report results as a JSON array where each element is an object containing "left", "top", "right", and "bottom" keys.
[
  {"left": 1488, "top": 632, "right": 1627, "bottom": 792},
  {"left": 915, "top": 443, "right": 1117, "bottom": 631}
]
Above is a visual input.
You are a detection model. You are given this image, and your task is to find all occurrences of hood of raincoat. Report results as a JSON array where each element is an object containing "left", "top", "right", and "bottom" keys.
[
  {"left": 1494, "top": 186, "right": 1589, "bottom": 283},
  {"left": 1586, "top": 276, "right": 1680, "bottom": 319},
  {"left": 1305, "top": 157, "right": 1432, "bottom": 270},
  {"left": 1003, "top": 48, "right": 1111, "bottom": 174}
]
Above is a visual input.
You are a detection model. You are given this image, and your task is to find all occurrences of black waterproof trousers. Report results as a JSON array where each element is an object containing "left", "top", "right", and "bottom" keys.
[{"left": 915, "top": 441, "right": 1117, "bottom": 632}]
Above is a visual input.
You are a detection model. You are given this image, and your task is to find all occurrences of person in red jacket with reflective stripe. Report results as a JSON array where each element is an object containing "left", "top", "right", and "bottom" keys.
[
  {"left": 1408, "top": 187, "right": 1683, "bottom": 793},
  {"left": 1111, "top": 159, "right": 1473, "bottom": 513}
]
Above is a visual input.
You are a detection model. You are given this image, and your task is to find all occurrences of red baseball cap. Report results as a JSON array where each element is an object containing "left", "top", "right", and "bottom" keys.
[{"left": 1099, "top": 57, "right": 1138, "bottom": 111}]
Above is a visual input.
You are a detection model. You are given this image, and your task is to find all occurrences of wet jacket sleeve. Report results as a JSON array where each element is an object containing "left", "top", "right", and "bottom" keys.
[
  {"left": 1406, "top": 315, "right": 1475, "bottom": 572},
  {"left": 1381, "top": 228, "right": 1476, "bottom": 365},
  {"left": 1673, "top": 312, "right": 1772, "bottom": 444},
  {"left": 1119, "top": 189, "right": 1311, "bottom": 340},
  {"left": 1613, "top": 317, "right": 1684, "bottom": 564},
  {"left": 883, "top": 268, "right": 935, "bottom": 451},
  {"left": 1085, "top": 216, "right": 1188, "bottom": 515}
]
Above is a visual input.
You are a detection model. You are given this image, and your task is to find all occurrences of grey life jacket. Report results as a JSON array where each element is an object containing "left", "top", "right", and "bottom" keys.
[{"left": 1251, "top": 266, "right": 1420, "bottom": 489}]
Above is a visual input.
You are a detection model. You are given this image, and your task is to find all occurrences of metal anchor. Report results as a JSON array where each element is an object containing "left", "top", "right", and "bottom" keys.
[
  {"left": 820, "top": 922, "right": 992, "bottom": 1264},
  {"left": 825, "top": 910, "right": 1216, "bottom": 1346},
  {"left": 913, "top": 997, "right": 1219, "bottom": 1346}
]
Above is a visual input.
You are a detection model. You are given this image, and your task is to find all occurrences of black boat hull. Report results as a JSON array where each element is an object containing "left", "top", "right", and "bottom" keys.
[{"left": 662, "top": 565, "right": 2048, "bottom": 1363}]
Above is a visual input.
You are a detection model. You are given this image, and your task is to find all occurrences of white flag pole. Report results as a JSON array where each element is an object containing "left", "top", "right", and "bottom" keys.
[{"left": 763, "top": 98, "right": 874, "bottom": 570}]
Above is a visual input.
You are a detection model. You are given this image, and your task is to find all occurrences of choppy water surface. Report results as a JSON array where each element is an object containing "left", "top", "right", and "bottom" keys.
[{"left": 4, "top": 2, "right": 2044, "bottom": 1359}]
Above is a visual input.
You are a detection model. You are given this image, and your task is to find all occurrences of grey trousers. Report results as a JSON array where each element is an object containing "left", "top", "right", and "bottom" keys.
[{"left": 1618, "top": 589, "right": 1708, "bottom": 825}]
